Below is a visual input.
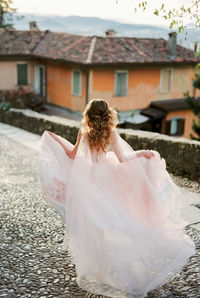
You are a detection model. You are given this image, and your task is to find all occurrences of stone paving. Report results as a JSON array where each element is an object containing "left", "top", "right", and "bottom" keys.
[{"left": 0, "top": 124, "right": 200, "bottom": 298}]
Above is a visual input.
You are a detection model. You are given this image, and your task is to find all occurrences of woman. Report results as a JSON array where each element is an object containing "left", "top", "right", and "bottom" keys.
[{"left": 39, "top": 99, "right": 195, "bottom": 298}]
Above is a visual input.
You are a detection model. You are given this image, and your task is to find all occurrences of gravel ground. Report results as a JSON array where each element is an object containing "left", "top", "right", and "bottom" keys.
[
  {"left": 170, "top": 175, "right": 200, "bottom": 194},
  {"left": 0, "top": 134, "right": 199, "bottom": 298}
]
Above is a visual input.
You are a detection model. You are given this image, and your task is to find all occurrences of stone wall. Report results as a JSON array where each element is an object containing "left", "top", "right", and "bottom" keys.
[
  {"left": 0, "top": 108, "right": 200, "bottom": 181},
  {"left": 0, "top": 108, "right": 80, "bottom": 144}
]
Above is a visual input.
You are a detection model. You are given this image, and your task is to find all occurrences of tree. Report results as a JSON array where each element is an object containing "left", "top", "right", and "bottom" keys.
[
  {"left": 131, "top": 0, "right": 200, "bottom": 33},
  {"left": 185, "top": 74, "right": 200, "bottom": 141},
  {"left": 0, "top": 0, "right": 16, "bottom": 28},
  {"left": 119, "top": 0, "right": 200, "bottom": 140}
]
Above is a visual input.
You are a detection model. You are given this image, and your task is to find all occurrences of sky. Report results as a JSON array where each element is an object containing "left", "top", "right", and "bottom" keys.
[{"left": 13, "top": 0, "right": 191, "bottom": 27}]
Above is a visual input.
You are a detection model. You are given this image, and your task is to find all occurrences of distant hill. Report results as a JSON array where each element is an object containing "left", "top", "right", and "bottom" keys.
[{"left": 13, "top": 13, "right": 200, "bottom": 50}]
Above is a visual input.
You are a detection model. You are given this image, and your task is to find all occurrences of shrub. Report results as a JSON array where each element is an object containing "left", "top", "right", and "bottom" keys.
[{"left": 0, "top": 88, "right": 46, "bottom": 112}]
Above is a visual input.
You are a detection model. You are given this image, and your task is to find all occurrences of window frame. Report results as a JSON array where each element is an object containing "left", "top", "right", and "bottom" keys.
[
  {"left": 71, "top": 69, "right": 82, "bottom": 97},
  {"left": 34, "top": 64, "right": 46, "bottom": 96},
  {"left": 159, "top": 68, "right": 173, "bottom": 94},
  {"left": 16, "top": 62, "right": 29, "bottom": 86},
  {"left": 114, "top": 70, "right": 129, "bottom": 97},
  {"left": 169, "top": 116, "right": 185, "bottom": 136}
]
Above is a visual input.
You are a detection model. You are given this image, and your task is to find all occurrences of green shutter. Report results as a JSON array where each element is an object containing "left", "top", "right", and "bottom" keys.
[
  {"left": 115, "top": 72, "right": 127, "bottom": 96},
  {"left": 177, "top": 118, "right": 185, "bottom": 136},
  {"left": 73, "top": 71, "right": 81, "bottom": 96},
  {"left": 17, "top": 64, "right": 28, "bottom": 85}
]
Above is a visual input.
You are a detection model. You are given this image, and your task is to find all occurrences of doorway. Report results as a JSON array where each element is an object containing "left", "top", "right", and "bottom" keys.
[{"left": 34, "top": 64, "right": 46, "bottom": 97}]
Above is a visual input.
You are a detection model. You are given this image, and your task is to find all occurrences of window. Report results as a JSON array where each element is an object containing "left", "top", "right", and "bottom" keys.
[
  {"left": 166, "top": 116, "right": 185, "bottom": 136},
  {"left": 34, "top": 64, "right": 46, "bottom": 96},
  {"left": 170, "top": 118, "right": 178, "bottom": 135},
  {"left": 72, "top": 70, "right": 82, "bottom": 96},
  {"left": 159, "top": 69, "right": 173, "bottom": 93},
  {"left": 114, "top": 71, "right": 128, "bottom": 97},
  {"left": 17, "top": 63, "right": 28, "bottom": 85}
]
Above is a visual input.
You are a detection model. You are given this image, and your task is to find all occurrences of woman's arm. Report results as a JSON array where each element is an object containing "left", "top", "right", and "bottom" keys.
[
  {"left": 111, "top": 130, "right": 154, "bottom": 162},
  {"left": 47, "top": 130, "right": 82, "bottom": 159},
  {"left": 68, "top": 130, "right": 82, "bottom": 159}
]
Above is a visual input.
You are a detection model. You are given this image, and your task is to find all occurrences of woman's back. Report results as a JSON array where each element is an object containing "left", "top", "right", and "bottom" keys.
[
  {"left": 39, "top": 126, "right": 195, "bottom": 298},
  {"left": 39, "top": 98, "right": 195, "bottom": 298}
]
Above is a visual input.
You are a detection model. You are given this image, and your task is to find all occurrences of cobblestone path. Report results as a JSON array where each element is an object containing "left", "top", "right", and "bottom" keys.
[{"left": 0, "top": 133, "right": 199, "bottom": 298}]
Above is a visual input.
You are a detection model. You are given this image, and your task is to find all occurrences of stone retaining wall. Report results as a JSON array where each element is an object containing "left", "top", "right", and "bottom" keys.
[{"left": 0, "top": 108, "right": 200, "bottom": 181}]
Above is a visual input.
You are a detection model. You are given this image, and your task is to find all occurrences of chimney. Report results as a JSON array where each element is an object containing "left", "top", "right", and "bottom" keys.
[
  {"left": 29, "top": 21, "right": 39, "bottom": 31},
  {"left": 168, "top": 32, "right": 177, "bottom": 57},
  {"left": 105, "top": 29, "right": 117, "bottom": 37},
  {"left": 194, "top": 42, "right": 198, "bottom": 53}
]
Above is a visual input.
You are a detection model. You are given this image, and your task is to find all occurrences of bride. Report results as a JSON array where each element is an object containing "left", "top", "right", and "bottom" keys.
[{"left": 39, "top": 99, "right": 195, "bottom": 298}]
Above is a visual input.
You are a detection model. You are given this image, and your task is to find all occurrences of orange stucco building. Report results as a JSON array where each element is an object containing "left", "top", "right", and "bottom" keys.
[
  {"left": 46, "top": 62, "right": 87, "bottom": 111},
  {"left": 39, "top": 63, "right": 200, "bottom": 139},
  {"left": 0, "top": 29, "right": 199, "bottom": 139}
]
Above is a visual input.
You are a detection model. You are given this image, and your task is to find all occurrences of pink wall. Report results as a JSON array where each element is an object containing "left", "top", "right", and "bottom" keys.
[{"left": 0, "top": 61, "right": 35, "bottom": 91}]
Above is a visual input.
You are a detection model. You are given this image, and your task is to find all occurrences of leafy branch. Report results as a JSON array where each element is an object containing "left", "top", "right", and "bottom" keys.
[
  {"left": 0, "top": 0, "right": 16, "bottom": 28},
  {"left": 117, "top": 1, "right": 200, "bottom": 33}
]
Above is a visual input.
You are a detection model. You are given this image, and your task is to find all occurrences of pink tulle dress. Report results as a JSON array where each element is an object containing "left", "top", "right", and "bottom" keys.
[{"left": 38, "top": 129, "right": 195, "bottom": 298}]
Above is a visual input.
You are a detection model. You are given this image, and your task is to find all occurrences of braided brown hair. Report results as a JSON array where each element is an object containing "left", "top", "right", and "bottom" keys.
[{"left": 81, "top": 99, "right": 118, "bottom": 153}]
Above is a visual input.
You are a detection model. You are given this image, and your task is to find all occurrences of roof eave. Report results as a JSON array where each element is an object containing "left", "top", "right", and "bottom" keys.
[
  {"left": 0, "top": 54, "right": 84, "bottom": 67},
  {"left": 150, "top": 97, "right": 197, "bottom": 112},
  {"left": 83, "top": 60, "right": 199, "bottom": 68},
  {"left": 0, "top": 54, "right": 199, "bottom": 68},
  {"left": 0, "top": 54, "right": 33, "bottom": 60},
  {"left": 31, "top": 54, "right": 85, "bottom": 67}
]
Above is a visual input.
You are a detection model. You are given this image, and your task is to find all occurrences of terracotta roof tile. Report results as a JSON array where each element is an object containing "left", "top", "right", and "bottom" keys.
[
  {"left": 33, "top": 32, "right": 92, "bottom": 63},
  {"left": 0, "top": 30, "right": 45, "bottom": 55},
  {"left": 89, "top": 37, "right": 199, "bottom": 65},
  {"left": 0, "top": 30, "right": 199, "bottom": 65}
]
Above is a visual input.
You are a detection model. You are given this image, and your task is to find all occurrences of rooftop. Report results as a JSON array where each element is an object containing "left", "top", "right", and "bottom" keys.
[
  {"left": 141, "top": 98, "right": 199, "bottom": 119},
  {"left": 0, "top": 29, "right": 199, "bottom": 66}
]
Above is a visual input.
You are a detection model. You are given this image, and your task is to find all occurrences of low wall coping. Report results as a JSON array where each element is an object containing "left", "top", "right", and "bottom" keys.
[{"left": 0, "top": 108, "right": 200, "bottom": 181}]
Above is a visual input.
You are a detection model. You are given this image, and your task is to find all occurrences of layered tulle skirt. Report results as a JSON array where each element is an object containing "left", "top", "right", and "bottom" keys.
[{"left": 39, "top": 131, "right": 195, "bottom": 298}]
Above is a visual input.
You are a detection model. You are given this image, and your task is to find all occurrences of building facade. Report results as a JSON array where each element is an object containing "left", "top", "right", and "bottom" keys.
[{"left": 0, "top": 29, "right": 199, "bottom": 138}]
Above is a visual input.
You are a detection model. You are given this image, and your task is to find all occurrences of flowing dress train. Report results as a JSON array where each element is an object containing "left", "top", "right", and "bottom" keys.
[{"left": 38, "top": 129, "right": 195, "bottom": 298}]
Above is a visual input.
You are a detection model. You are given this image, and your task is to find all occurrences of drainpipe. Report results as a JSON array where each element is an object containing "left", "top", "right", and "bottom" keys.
[
  {"left": 45, "top": 63, "right": 47, "bottom": 101},
  {"left": 85, "top": 69, "right": 89, "bottom": 105},
  {"left": 193, "top": 42, "right": 198, "bottom": 99},
  {"left": 85, "top": 36, "right": 96, "bottom": 106}
]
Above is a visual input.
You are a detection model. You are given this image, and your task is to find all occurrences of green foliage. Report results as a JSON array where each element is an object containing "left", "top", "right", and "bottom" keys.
[
  {"left": 154, "top": 9, "right": 159, "bottom": 16},
  {"left": 0, "top": 101, "right": 12, "bottom": 111},
  {"left": 195, "top": 53, "right": 200, "bottom": 69},
  {"left": 126, "top": 0, "right": 200, "bottom": 33},
  {"left": 0, "top": 88, "right": 46, "bottom": 112},
  {"left": 117, "top": 0, "right": 200, "bottom": 140},
  {"left": 185, "top": 76, "right": 200, "bottom": 141},
  {"left": 190, "top": 118, "right": 200, "bottom": 141},
  {"left": 192, "top": 74, "right": 200, "bottom": 89},
  {"left": 0, "top": 0, "right": 16, "bottom": 28},
  {"left": 186, "top": 95, "right": 200, "bottom": 116}
]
